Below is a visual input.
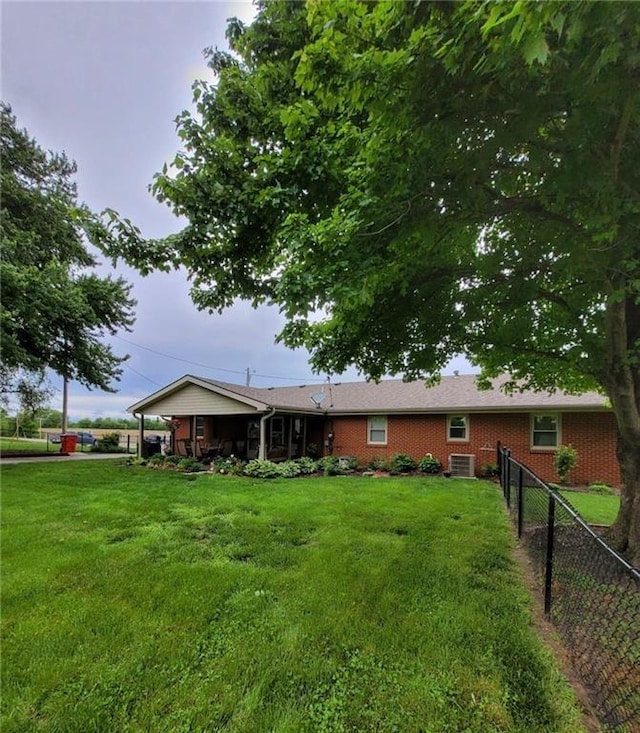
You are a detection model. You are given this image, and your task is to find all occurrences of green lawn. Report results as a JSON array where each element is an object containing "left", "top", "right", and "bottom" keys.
[
  {"left": 0, "top": 437, "right": 54, "bottom": 453},
  {"left": 559, "top": 490, "right": 620, "bottom": 526},
  {"left": 1, "top": 462, "right": 584, "bottom": 732}
]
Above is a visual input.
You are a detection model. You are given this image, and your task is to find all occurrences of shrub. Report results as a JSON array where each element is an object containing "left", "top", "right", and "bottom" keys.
[
  {"left": 368, "top": 456, "right": 389, "bottom": 472},
  {"left": 338, "top": 455, "right": 359, "bottom": 471},
  {"left": 176, "top": 458, "right": 203, "bottom": 473},
  {"left": 164, "top": 454, "right": 181, "bottom": 466},
  {"left": 588, "top": 482, "right": 614, "bottom": 495},
  {"left": 418, "top": 453, "right": 442, "bottom": 474},
  {"left": 211, "top": 456, "right": 244, "bottom": 475},
  {"left": 177, "top": 458, "right": 203, "bottom": 473},
  {"left": 97, "top": 432, "right": 120, "bottom": 448},
  {"left": 279, "top": 460, "right": 302, "bottom": 478},
  {"left": 317, "top": 456, "right": 340, "bottom": 476},
  {"left": 391, "top": 453, "right": 417, "bottom": 473},
  {"left": 554, "top": 445, "right": 578, "bottom": 484},
  {"left": 294, "top": 456, "right": 318, "bottom": 475},
  {"left": 148, "top": 454, "right": 166, "bottom": 467},
  {"left": 244, "top": 459, "right": 282, "bottom": 479},
  {"left": 480, "top": 461, "right": 499, "bottom": 478},
  {"left": 93, "top": 432, "right": 125, "bottom": 453}
]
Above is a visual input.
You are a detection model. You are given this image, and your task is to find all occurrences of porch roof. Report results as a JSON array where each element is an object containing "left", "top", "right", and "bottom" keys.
[{"left": 128, "top": 373, "right": 609, "bottom": 417}]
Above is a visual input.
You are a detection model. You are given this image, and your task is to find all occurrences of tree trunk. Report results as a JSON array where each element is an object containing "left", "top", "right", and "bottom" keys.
[
  {"left": 603, "top": 295, "right": 640, "bottom": 567},
  {"left": 607, "top": 430, "right": 640, "bottom": 567}
]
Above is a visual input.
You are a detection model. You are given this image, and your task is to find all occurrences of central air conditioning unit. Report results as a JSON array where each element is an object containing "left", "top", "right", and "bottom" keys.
[{"left": 448, "top": 454, "right": 476, "bottom": 478}]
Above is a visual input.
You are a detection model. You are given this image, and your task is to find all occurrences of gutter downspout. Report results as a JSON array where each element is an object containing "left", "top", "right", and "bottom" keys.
[{"left": 259, "top": 408, "right": 276, "bottom": 460}]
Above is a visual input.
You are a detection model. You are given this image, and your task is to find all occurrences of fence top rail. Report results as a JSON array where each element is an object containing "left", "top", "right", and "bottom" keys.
[{"left": 499, "top": 447, "right": 640, "bottom": 582}]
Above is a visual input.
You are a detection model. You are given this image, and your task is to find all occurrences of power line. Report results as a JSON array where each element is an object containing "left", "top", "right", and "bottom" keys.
[{"left": 113, "top": 334, "right": 325, "bottom": 383}]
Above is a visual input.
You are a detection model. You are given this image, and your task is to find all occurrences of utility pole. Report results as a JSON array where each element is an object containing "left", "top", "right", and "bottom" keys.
[
  {"left": 246, "top": 368, "right": 255, "bottom": 387},
  {"left": 62, "top": 375, "right": 69, "bottom": 434}
]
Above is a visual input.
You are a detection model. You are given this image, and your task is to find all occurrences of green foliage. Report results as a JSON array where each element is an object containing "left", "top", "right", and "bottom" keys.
[
  {"left": 104, "top": 0, "right": 640, "bottom": 556},
  {"left": 317, "top": 455, "right": 340, "bottom": 476},
  {"left": 0, "top": 103, "right": 136, "bottom": 392},
  {"left": 210, "top": 455, "right": 244, "bottom": 475},
  {"left": 295, "top": 456, "right": 318, "bottom": 475},
  {"left": 176, "top": 458, "right": 203, "bottom": 473},
  {"left": 1, "top": 462, "right": 586, "bottom": 732},
  {"left": 278, "top": 460, "right": 302, "bottom": 478},
  {"left": 243, "top": 459, "right": 283, "bottom": 479},
  {"left": 587, "top": 482, "right": 614, "bottom": 496},
  {"left": 481, "top": 462, "right": 500, "bottom": 478},
  {"left": 419, "top": 454, "right": 442, "bottom": 475},
  {"left": 147, "top": 454, "right": 166, "bottom": 467},
  {"left": 97, "top": 432, "right": 120, "bottom": 448},
  {"left": 390, "top": 453, "right": 417, "bottom": 473},
  {"left": 368, "top": 456, "right": 389, "bottom": 472},
  {"left": 553, "top": 445, "right": 578, "bottom": 485}
]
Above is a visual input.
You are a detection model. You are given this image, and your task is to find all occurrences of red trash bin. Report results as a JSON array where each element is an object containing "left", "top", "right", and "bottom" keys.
[{"left": 60, "top": 434, "right": 78, "bottom": 455}]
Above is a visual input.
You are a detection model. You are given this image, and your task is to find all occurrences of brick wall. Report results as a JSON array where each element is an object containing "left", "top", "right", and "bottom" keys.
[{"left": 331, "top": 411, "right": 620, "bottom": 486}]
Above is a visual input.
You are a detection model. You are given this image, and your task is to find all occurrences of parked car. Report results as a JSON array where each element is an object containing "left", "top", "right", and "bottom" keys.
[{"left": 48, "top": 431, "right": 96, "bottom": 446}]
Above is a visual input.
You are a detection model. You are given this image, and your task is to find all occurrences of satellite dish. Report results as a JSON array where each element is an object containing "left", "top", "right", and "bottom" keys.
[{"left": 309, "top": 391, "right": 326, "bottom": 408}]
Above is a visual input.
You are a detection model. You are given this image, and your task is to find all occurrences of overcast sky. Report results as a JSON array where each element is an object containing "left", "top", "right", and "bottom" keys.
[{"left": 2, "top": 0, "right": 471, "bottom": 420}]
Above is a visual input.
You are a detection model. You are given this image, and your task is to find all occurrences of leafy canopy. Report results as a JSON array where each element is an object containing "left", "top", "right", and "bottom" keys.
[
  {"left": 0, "top": 103, "right": 136, "bottom": 396},
  {"left": 108, "top": 1, "right": 638, "bottom": 400}
]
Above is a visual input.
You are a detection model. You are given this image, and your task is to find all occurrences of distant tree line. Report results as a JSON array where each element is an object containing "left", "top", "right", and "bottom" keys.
[{"left": 1, "top": 409, "right": 167, "bottom": 438}]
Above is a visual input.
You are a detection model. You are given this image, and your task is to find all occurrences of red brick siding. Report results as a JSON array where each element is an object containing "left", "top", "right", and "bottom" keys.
[{"left": 331, "top": 411, "right": 620, "bottom": 486}]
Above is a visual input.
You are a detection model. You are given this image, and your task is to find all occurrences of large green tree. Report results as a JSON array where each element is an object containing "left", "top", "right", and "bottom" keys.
[
  {"left": 107, "top": 1, "right": 639, "bottom": 562},
  {"left": 0, "top": 103, "right": 136, "bottom": 401}
]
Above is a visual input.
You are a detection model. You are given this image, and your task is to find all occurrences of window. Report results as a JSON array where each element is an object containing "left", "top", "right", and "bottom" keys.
[
  {"left": 368, "top": 416, "right": 387, "bottom": 444},
  {"left": 195, "top": 416, "right": 205, "bottom": 439},
  {"left": 270, "top": 416, "right": 285, "bottom": 448},
  {"left": 531, "top": 414, "right": 560, "bottom": 449},
  {"left": 447, "top": 415, "right": 468, "bottom": 441}
]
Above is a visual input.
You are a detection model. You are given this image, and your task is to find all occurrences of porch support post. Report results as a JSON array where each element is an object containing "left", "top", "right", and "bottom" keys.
[
  {"left": 259, "top": 409, "right": 275, "bottom": 460},
  {"left": 137, "top": 413, "right": 144, "bottom": 458}
]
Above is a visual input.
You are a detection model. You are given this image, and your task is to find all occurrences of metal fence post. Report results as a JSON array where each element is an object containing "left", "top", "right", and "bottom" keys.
[
  {"left": 517, "top": 466, "right": 524, "bottom": 538},
  {"left": 505, "top": 450, "right": 512, "bottom": 508},
  {"left": 544, "top": 494, "right": 556, "bottom": 617},
  {"left": 127, "top": 434, "right": 131, "bottom": 454}
]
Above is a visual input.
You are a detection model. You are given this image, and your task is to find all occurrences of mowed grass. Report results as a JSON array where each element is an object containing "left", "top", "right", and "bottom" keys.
[
  {"left": 0, "top": 437, "right": 53, "bottom": 453},
  {"left": 559, "top": 490, "right": 620, "bottom": 526},
  {"left": 1, "top": 461, "right": 584, "bottom": 732}
]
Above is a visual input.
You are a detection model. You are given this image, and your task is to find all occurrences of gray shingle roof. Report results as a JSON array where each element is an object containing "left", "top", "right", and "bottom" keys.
[{"left": 196, "top": 374, "right": 608, "bottom": 414}]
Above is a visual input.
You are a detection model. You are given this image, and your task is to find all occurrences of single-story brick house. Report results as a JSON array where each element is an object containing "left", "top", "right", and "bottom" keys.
[{"left": 128, "top": 373, "right": 620, "bottom": 486}]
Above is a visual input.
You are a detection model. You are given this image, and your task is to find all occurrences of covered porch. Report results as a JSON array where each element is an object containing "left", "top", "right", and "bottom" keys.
[{"left": 127, "top": 375, "right": 327, "bottom": 462}]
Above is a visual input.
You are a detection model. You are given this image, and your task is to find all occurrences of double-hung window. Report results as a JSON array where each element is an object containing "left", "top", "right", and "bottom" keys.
[
  {"left": 368, "top": 416, "right": 387, "bottom": 445},
  {"left": 531, "top": 414, "right": 560, "bottom": 449},
  {"left": 447, "top": 415, "right": 468, "bottom": 441}
]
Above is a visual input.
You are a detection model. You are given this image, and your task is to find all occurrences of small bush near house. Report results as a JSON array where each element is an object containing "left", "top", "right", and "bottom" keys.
[
  {"left": 481, "top": 461, "right": 499, "bottom": 478},
  {"left": 211, "top": 456, "right": 244, "bottom": 475},
  {"left": 338, "top": 455, "right": 359, "bottom": 471},
  {"left": 317, "top": 455, "right": 340, "bottom": 476},
  {"left": 147, "top": 454, "right": 166, "bottom": 467},
  {"left": 177, "top": 458, "right": 203, "bottom": 473},
  {"left": 391, "top": 453, "right": 417, "bottom": 473},
  {"left": 587, "top": 482, "right": 615, "bottom": 495},
  {"left": 295, "top": 456, "right": 318, "bottom": 475},
  {"left": 244, "top": 459, "right": 283, "bottom": 479},
  {"left": 418, "top": 453, "right": 442, "bottom": 474},
  {"left": 368, "top": 456, "right": 389, "bottom": 472},
  {"left": 279, "top": 460, "right": 303, "bottom": 478},
  {"left": 554, "top": 445, "right": 578, "bottom": 484}
]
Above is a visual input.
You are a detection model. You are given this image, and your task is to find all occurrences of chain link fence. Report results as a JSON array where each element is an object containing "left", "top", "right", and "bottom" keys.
[{"left": 498, "top": 444, "right": 640, "bottom": 733}]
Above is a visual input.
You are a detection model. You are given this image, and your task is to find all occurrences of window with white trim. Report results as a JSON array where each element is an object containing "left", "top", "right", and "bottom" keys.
[
  {"left": 531, "top": 414, "right": 560, "bottom": 449},
  {"left": 447, "top": 415, "right": 468, "bottom": 441},
  {"left": 368, "top": 416, "right": 387, "bottom": 444},
  {"left": 195, "top": 416, "right": 205, "bottom": 439}
]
